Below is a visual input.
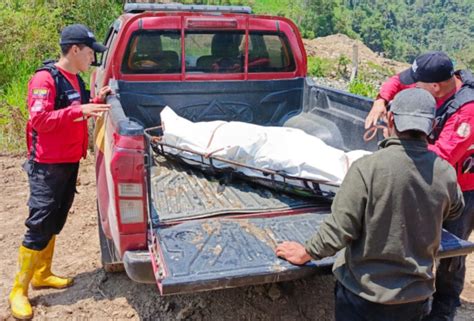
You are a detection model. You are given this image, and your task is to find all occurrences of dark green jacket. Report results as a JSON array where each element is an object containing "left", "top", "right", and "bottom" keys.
[{"left": 305, "top": 137, "right": 464, "bottom": 304}]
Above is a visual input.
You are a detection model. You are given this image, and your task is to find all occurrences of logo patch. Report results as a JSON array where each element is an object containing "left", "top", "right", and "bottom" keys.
[
  {"left": 412, "top": 60, "right": 418, "bottom": 73},
  {"left": 32, "top": 88, "right": 48, "bottom": 99},
  {"left": 456, "top": 122, "right": 471, "bottom": 138},
  {"left": 31, "top": 100, "right": 45, "bottom": 112}
]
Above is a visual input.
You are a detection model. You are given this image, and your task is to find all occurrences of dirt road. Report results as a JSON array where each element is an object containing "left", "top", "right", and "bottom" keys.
[{"left": 0, "top": 155, "right": 473, "bottom": 320}]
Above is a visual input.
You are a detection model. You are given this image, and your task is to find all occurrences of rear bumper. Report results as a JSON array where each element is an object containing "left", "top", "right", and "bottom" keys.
[
  {"left": 123, "top": 251, "right": 333, "bottom": 288},
  {"left": 159, "top": 259, "right": 334, "bottom": 295},
  {"left": 123, "top": 250, "right": 155, "bottom": 284}
]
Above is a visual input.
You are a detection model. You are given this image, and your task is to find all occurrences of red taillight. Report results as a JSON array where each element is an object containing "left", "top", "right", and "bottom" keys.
[
  {"left": 186, "top": 18, "right": 238, "bottom": 29},
  {"left": 111, "top": 138, "right": 147, "bottom": 230}
]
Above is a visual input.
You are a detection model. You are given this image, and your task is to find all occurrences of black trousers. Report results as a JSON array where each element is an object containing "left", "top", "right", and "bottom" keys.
[
  {"left": 22, "top": 161, "right": 79, "bottom": 251},
  {"left": 334, "top": 282, "right": 429, "bottom": 321}
]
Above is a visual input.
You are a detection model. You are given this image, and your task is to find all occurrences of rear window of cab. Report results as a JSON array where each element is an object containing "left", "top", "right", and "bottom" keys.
[{"left": 121, "top": 30, "right": 296, "bottom": 74}]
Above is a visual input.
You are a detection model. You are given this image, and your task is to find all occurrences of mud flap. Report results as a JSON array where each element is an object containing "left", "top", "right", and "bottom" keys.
[{"left": 150, "top": 213, "right": 474, "bottom": 295}]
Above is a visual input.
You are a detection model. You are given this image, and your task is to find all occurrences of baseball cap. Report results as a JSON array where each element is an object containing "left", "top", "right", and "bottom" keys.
[
  {"left": 60, "top": 24, "right": 107, "bottom": 53},
  {"left": 399, "top": 51, "right": 454, "bottom": 85},
  {"left": 390, "top": 88, "right": 436, "bottom": 135}
]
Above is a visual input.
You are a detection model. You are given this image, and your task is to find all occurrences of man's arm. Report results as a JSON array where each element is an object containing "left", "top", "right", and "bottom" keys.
[
  {"left": 446, "top": 183, "right": 465, "bottom": 221},
  {"left": 365, "top": 75, "right": 414, "bottom": 129},
  {"left": 276, "top": 162, "right": 368, "bottom": 264},
  {"left": 304, "top": 163, "right": 367, "bottom": 259}
]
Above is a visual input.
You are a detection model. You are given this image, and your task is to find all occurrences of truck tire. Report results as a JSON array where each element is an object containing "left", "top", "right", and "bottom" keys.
[{"left": 97, "top": 208, "right": 124, "bottom": 272}]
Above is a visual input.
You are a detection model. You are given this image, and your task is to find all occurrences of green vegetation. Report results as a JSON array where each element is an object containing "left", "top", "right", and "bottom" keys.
[
  {"left": 348, "top": 79, "right": 378, "bottom": 99},
  {"left": 0, "top": 0, "right": 122, "bottom": 152},
  {"left": 246, "top": 0, "right": 474, "bottom": 69},
  {"left": 307, "top": 56, "right": 332, "bottom": 78},
  {"left": 346, "top": 0, "right": 474, "bottom": 67},
  {"left": 1, "top": 0, "right": 473, "bottom": 152}
]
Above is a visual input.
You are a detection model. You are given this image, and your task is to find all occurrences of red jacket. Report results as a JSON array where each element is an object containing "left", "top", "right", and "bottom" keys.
[
  {"left": 378, "top": 74, "right": 474, "bottom": 191},
  {"left": 27, "top": 66, "right": 90, "bottom": 163}
]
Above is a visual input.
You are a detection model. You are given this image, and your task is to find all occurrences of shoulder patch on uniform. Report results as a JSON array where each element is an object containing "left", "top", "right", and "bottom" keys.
[
  {"left": 32, "top": 88, "right": 49, "bottom": 99},
  {"left": 31, "top": 100, "right": 45, "bottom": 112},
  {"left": 456, "top": 122, "right": 471, "bottom": 138}
]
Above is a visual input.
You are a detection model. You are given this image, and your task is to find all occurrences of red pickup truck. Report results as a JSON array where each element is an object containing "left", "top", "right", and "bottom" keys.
[{"left": 92, "top": 3, "right": 474, "bottom": 295}]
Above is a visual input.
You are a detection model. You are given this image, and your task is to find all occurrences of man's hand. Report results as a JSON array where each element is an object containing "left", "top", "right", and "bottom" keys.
[
  {"left": 96, "top": 86, "right": 113, "bottom": 103},
  {"left": 81, "top": 103, "right": 111, "bottom": 118},
  {"left": 365, "top": 98, "right": 388, "bottom": 129},
  {"left": 275, "top": 241, "right": 312, "bottom": 265}
]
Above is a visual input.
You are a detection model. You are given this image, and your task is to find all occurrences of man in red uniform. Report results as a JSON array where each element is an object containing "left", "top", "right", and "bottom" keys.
[
  {"left": 8, "top": 24, "right": 111, "bottom": 319},
  {"left": 365, "top": 51, "right": 474, "bottom": 321}
]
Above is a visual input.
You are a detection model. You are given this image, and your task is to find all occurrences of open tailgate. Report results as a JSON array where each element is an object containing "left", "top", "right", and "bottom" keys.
[{"left": 149, "top": 212, "right": 474, "bottom": 295}]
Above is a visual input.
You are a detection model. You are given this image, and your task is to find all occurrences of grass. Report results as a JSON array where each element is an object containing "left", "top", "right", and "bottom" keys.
[
  {"left": 307, "top": 56, "right": 333, "bottom": 78},
  {"left": 0, "top": 0, "right": 122, "bottom": 154},
  {"left": 348, "top": 78, "right": 378, "bottom": 98}
]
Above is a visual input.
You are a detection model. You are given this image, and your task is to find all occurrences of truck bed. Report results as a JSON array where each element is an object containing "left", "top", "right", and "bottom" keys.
[{"left": 149, "top": 155, "right": 325, "bottom": 223}]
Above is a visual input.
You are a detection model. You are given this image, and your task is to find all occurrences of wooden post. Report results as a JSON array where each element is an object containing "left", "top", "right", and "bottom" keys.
[{"left": 350, "top": 43, "right": 359, "bottom": 82}]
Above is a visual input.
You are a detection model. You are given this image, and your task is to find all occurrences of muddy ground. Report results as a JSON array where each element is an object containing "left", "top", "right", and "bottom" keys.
[{"left": 0, "top": 155, "right": 473, "bottom": 320}]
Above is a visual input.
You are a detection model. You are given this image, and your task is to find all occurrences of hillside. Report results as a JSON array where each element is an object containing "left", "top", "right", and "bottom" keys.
[
  {"left": 0, "top": 0, "right": 471, "bottom": 152},
  {"left": 248, "top": 0, "right": 474, "bottom": 69},
  {"left": 303, "top": 34, "right": 409, "bottom": 75},
  {"left": 302, "top": 34, "right": 409, "bottom": 94}
]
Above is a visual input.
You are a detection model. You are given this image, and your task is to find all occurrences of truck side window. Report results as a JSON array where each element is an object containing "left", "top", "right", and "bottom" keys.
[
  {"left": 248, "top": 32, "right": 295, "bottom": 73},
  {"left": 121, "top": 30, "right": 181, "bottom": 74},
  {"left": 100, "top": 27, "right": 117, "bottom": 69},
  {"left": 186, "top": 31, "right": 245, "bottom": 73}
]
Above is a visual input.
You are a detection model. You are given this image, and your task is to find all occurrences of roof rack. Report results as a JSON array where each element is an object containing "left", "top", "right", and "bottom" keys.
[{"left": 124, "top": 3, "right": 252, "bottom": 14}]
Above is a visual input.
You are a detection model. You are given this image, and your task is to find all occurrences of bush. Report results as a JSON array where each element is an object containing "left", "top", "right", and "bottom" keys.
[
  {"left": 337, "top": 54, "right": 351, "bottom": 78},
  {"left": 0, "top": 0, "right": 122, "bottom": 153},
  {"left": 307, "top": 56, "right": 332, "bottom": 77},
  {"left": 0, "top": 3, "right": 61, "bottom": 152},
  {"left": 348, "top": 78, "right": 378, "bottom": 98},
  {"left": 0, "top": 62, "right": 30, "bottom": 152}
]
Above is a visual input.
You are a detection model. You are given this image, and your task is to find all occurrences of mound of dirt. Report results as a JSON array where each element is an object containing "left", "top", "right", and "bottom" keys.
[{"left": 303, "top": 33, "right": 409, "bottom": 75}]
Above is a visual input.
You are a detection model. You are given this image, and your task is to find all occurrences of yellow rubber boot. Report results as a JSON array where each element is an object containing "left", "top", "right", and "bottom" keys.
[
  {"left": 8, "top": 245, "right": 41, "bottom": 320},
  {"left": 31, "top": 236, "right": 73, "bottom": 289}
]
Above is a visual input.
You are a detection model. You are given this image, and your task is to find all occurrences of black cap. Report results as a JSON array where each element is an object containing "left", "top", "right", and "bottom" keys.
[
  {"left": 60, "top": 24, "right": 107, "bottom": 53},
  {"left": 399, "top": 51, "right": 454, "bottom": 85}
]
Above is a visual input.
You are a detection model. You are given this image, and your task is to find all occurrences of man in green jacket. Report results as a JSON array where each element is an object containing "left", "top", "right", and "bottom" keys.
[{"left": 276, "top": 88, "right": 464, "bottom": 321}]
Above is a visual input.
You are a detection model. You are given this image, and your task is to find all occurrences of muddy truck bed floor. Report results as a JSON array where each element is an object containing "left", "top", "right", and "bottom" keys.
[{"left": 149, "top": 156, "right": 326, "bottom": 223}]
